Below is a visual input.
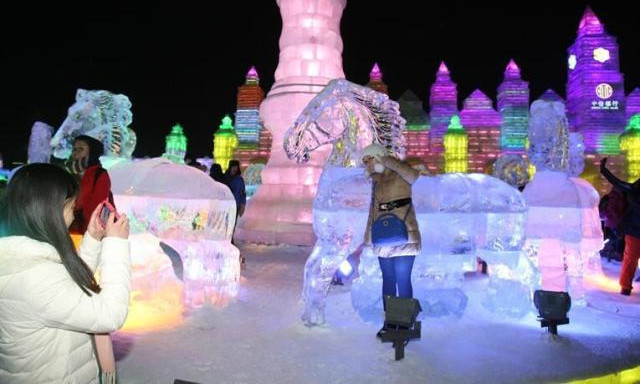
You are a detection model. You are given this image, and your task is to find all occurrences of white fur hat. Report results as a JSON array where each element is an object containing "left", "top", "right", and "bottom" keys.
[{"left": 360, "top": 143, "right": 387, "bottom": 161}]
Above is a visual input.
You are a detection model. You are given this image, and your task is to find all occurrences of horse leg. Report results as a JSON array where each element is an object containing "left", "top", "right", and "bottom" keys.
[{"left": 301, "top": 239, "right": 352, "bottom": 326}]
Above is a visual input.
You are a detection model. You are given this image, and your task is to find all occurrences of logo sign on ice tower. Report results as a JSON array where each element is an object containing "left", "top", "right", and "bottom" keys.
[
  {"left": 596, "top": 83, "right": 613, "bottom": 99},
  {"left": 591, "top": 83, "right": 619, "bottom": 110}
]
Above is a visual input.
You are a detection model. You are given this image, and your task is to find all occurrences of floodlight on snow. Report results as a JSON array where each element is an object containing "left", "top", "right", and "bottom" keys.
[
  {"left": 379, "top": 295, "right": 422, "bottom": 360},
  {"left": 534, "top": 290, "right": 571, "bottom": 335}
]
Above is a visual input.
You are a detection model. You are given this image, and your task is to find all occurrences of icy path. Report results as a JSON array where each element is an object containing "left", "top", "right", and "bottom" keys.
[{"left": 116, "top": 244, "right": 640, "bottom": 384}]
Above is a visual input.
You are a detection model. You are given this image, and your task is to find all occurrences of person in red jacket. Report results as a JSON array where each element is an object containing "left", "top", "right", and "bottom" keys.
[
  {"left": 67, "top": 135, "right": 119, "bottom": 379},
  {"left": 68, "top": 135, "right": 112, "bottom": 234}
]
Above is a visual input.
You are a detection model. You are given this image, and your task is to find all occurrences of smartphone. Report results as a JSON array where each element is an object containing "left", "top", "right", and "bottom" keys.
[{"left": 98, "top": 201, "right": 118, "bottom": 228}]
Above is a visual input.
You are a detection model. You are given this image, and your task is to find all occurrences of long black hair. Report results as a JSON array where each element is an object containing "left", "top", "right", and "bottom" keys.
[
  {"left": 75, "top": 135, "right": 104, "bottom": 167},
  {"left": 0, "top": 163, "right": 101, "bottom": 295},
  {"left": 224, "top": 159, "right": 241, "bottom": 179}
]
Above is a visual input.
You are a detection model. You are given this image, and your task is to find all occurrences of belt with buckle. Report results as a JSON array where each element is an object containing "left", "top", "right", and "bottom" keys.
[{"left": 378, "top": 198, "right": 412, "bottom": 212}]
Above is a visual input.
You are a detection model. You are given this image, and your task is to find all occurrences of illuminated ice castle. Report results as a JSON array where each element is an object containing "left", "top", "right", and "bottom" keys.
[
  {"left": 567, "top": 6, "right": 626, "bottom": 155},
  {"left": 232, "top": 66, "right": 272, "bottom": 169},
  {"left": 392, "top": 6, "right": 639, "bottom": 185}
]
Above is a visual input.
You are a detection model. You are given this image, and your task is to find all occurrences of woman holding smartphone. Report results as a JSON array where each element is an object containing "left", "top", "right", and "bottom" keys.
[{"left": 0, "top": 163, "right": 130, "bottom": 384}]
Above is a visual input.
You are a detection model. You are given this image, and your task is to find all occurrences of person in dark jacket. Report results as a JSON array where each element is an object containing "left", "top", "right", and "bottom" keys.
[
  {"left": 599, "top": 187, "right": 626, "bottom": 261},
  {"left": 600, "top": 157, "right": 640, "bottom": 295},
  {"left": 209, "top": 163, "right": 227, "bottom": 185},
  {"left": 225, "top": 160, "right": 246, "bottom": 267},
  {"left": 68, "top": 135, "right": 112, "bottom": 234},
  {"left": 225, "top": 160, "right": 246, "bottom": 218}
]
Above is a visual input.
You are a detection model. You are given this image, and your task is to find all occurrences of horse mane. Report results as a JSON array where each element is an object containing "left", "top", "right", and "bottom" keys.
[
  {"left": 284, "top": 79, "right": 406, "bottom": 164},
  {"left": 351, "top": 86, "right": 406, "bottom": 159},
  {"left": 51, "top": 89, "right": 134, "bottom": 159}
]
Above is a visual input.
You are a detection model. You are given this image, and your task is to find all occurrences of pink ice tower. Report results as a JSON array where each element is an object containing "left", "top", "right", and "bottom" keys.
[{"left": 235, "top": 0, "right": 346, "bottom": 245}]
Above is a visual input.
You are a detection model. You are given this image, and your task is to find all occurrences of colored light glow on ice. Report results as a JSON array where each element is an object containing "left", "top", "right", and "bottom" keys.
[
  {"left": 430, "top": 61, "right": 458, "bottom": 154},
  {"left": 121, "top": 282, "right": 184, "bottom": 333},
  {"left": 584, "top": 273, "right": 621, "bottom": 293},
  {"left": 163, "top": 124, "right": 188, "bottom": 164},
  {"left": 566, "top": 365, "right": 640, "bottom": 384},
  {"left": 214, "top": 115, "right": 238, "bottom": 172},
  {"left": 499, "top": 59, "right": 529, "bottom": 152},
  {"left": 620, "top": 114, "right": 640, "bottom": 182},
  {"left": 444, "top": 115, "right": 468, "bottom": 173},
  {"left": 599, "top": 134, "right": 621, "bottom": 155}
]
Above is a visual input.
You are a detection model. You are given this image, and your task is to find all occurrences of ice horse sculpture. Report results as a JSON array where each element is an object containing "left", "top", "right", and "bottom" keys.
[
  {"left": 109, "top": 158, "right": 240, "bottom": 324},
  {"left": 285, "top": 79, "right": 533, "bottom": 326},
  {"left": 50, "top": 89, "right": 136, "bottom": 160},
  {"left": 523, "top": 100, "right": 603, "bottom": 303}
]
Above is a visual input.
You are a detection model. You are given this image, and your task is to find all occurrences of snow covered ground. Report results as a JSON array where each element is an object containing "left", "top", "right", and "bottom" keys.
[{"left": 116, "top": 244, "right": 640, "bottom": 384}]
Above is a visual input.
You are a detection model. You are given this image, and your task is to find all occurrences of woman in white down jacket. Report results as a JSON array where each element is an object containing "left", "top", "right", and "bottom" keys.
[{"left": 0, "top": 163, "right": 130, "bottom": 384}]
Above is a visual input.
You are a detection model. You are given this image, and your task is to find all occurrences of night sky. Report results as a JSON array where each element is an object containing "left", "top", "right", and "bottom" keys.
[{"left": 1, "top": 1, "right": 639, "bottom": 166}]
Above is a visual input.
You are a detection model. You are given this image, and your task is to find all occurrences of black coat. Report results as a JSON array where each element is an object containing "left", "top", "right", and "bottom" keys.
[{"left": 601, "top": 162, "right": 640, "bottom": 238}]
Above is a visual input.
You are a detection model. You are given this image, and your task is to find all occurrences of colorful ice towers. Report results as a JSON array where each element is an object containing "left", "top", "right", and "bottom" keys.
[
  {"left": 460, "top": 90, "right": 502, "bottom": 173},
  {"left": 163, "top": 124, "right": 187, "bottom": 164},
  {"left": 620, "top": 115, "right": 640, "bottom": 182},
  {"left": 366, "top": 63, "right": 388, "bottom": 95},
  {"left": 214, "top": 115, "right": 238, "bottom": 172},
  {"left": 498, "top": 60, "right": 530, "bottom": 154},
  {"left": 567, "top": 6, "right": 625, "bottom": 155},
  {"left": 233, "top": 66, "right": 272, "bottom": 169},
  {"left": 443, "top": 115, "right": 468, "bottom": 173},
  {"left": 430, "top": 62, "right": 458, "bottom": 171},
  {"left": 235, "top": 0, "right": 346, "bottom": 245},
  {"left": 399, "top": 90, "right": 430, "bottom": 167}
]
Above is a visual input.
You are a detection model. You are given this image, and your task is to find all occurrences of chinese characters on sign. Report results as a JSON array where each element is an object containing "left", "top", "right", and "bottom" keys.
[{"left": 591, "top": 100, "right": 619, "bottom": 110}]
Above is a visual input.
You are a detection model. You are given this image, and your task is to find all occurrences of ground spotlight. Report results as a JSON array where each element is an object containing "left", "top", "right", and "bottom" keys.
[
  {"left": 379, "top": 295, "right": 422, "bottom": 360},
  {"left": 534, "top": 290, "right": 571, "bottom": 335}
]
